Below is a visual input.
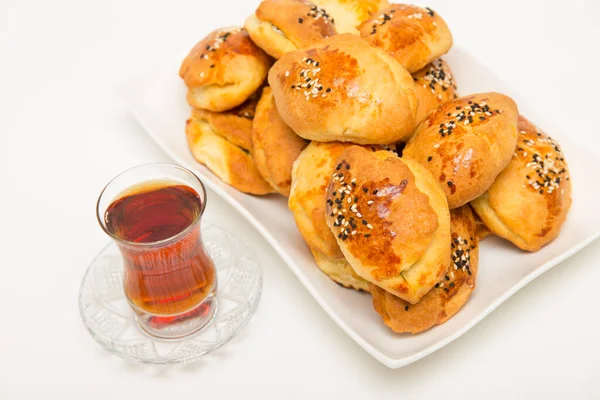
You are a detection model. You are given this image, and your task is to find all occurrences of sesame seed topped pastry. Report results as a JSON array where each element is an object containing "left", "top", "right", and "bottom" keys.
[
  {"left": 412, "top": 58, "right": 458, "bottom": 125},
  {"left": 269, "top": 34, "right": 418, "bottom": 144},
  {"left": 245, "top": 0, "right": 336, "bottom": 60},
  {"left": 358, "top": 4, "right": 452, "bottom": 73},
  {"left": 185, "top": 96, "right": 275, "bottom": 195},
  {"left": 369, "top": 205, "right": 478, "bottom": 334},
  {"left": 311, "top": 0, "right": 390, "bottom": 34},
  {"left": 252, "top": 87, "right": 309, "bottom": 196},
  {"left": 403, "top": 93, "right": 519, "bottom": 209},
  {"left": 289, "top": 141, "right": 371, "bottom": 291},
  {"left": 470, "top": 116, "right": 572, "bottom": 252},
  {"left": 179, "top": 27, "right": 271, "bottom": 112},
  {"left": 325, "top": 147, "right": 451, "bottom": 304}
]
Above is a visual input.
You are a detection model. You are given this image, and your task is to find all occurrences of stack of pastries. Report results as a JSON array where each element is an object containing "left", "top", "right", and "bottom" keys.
[{"left": 179, "top": 1, "right": 572, "bottom": 334}]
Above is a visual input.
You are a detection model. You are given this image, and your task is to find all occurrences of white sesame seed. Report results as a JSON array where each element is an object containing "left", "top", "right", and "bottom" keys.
[
  {"left": 347, "top": 197, "right": 352, "bottom": 203},
  {"left": 367, "top": 200, "right": 374, "bottom": 205},
  {"left": 356, "top": 213, "right": 362, "bottom": 218},
  {"left": 367, "top": 224, "right": 373, "bottom": 229},
  {"left": 433, "top": 143, "right": 440, "bottom": 148},
  {"left": 285, "top": 70, "right": 290, "bottom": 77},
  {"left": 351, "top": 230, "right": 357, "bottom": 235}
]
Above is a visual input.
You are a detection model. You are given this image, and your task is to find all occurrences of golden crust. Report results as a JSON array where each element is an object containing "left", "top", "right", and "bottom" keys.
[
  {"left": 245, "top": 0, "right": 336, "bottom": 59},
  {"left": 289, "top": 141, "right": 371, "bottom": 291},
  {"left": 185, "top": 111, "right": 274, "bottom": 195},
  {"left": 358, "top": 4, "right": 453, "bottom": 73},
  {"left": 190, "top": 92, "right": 260, "bottom": 152},
  {"left": 470, "top": 116, "right": 572, "bottom": 251},
  {"left": 370, "top": 205, "right": 478, "bottom": 333},
  {"left": 311, "top": 0, "right": 390, "bottom": 34},
  {"left": 269, "top": 34, "right": 417, "bottom": 144},
  {"left": 404, "top": 93, "right": 519, "bottom": 209},
  {"left": 252, "top": 87, "right": 309, "bottom": 196},
  {"left": 412, "top": 58, "right": 458, "bottom": 125},
  {"left": 179, "top": 27, "right": 271, "bottom": 111},
  {"left": 325, "top": 147, "right": 451, "bottom": 304}
]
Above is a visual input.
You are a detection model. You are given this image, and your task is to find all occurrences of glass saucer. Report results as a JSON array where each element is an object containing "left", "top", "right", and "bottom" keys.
[{"left": 79, "top": 222, "right": 262, "bottom": 364}]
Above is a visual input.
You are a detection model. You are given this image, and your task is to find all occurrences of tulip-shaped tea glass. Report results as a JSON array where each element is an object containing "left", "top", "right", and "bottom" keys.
[{"left": 96, "top": 163, "right": 217, "bottom": 339}]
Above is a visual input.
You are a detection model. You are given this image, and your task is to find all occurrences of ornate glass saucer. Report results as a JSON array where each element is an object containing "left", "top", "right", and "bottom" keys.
[{"left": 79, "top": 222, "right": 262, "bottom": 364}]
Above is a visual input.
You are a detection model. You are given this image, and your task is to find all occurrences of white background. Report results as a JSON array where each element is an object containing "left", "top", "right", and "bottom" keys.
[{"left": 1, "top": 0, "right": 599, "bottom": 398}]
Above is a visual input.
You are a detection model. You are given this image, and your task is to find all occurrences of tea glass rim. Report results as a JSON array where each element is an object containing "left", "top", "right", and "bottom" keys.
[{"left": 96, "top": 162, "right": 208, "bottom": 248}]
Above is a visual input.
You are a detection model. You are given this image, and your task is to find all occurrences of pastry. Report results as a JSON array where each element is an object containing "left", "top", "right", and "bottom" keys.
[
  {"left": 370, "top": 205, "right": 478, "bottom": 333},
  {"left": 289, "top": 141, "right": 370, "bottom": 291},
  {"left": 245, "top": 0, "right": 336, "bottom": 60},
  {"left": 185, "top": 100, "right": 274, "bottom": 195},
  {"left": 470, "top": 116, "right": 571, "bottom": 251},
  {"left": 252, "top": 87, "right": 309, "bottom": 196},
  {"left": 412, "top": 58, "right": 458, "bottom": 125},
  {"left": 325, "top": 146, "right": 451, "bottom": 304},
  {"left": 358, "top": 4, "right": 452, "bottom": 73},
  {"left": 269, "top": 34, "right": 417, "bottom": 144},
  {"left": 311, "top": 0, "right": 389, "bottom": 34},
  {"left": 189, "top": 91, "right": 260, "bottom": 152},
  {"left": 403, "top": 92, "right": 519, "bottom": 209},
  {"left": 179, "top": 27, "right": 271, "bottom": 112}
]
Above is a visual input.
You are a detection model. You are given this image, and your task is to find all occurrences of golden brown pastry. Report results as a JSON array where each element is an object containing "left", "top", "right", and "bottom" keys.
[
  {"left": 403, "top": 93, "right": 519, "bottom": 209},
  {"left": 252, "top": 87, "right": 309, "bottom": 196},
  {"left": 185, "top": 99, "right": 275, "bottom": 195},
  {"left": 325, "top": 147, "right": 451, "bottom": 304},
  {"left": 289, "top": 141, "right": 370, "bottom": 291},
  {"left": 190, "top": 92, "right": 260, "bottom": 152},
  {"left": 245, "top": 0, "right": 336, "bottom": 60},
  {"left": 269, "top": 34, "right": 417, "bottom": 144},
  {"left": 358, "top": 4, "right": 452, "bottom": 73},
  {"left": 179, "top": 27, "right": 271, "bottom": 112},
  {"left": 311, "top": 0, "right": 390, "bottom": 34},
  {"left": 412, "top": 58, "right": 458, "bottom": 125},
  {"left": 370, "top": 205, "right": 478, "bottom": 334},
  {"left": 471, "top": 116, "right": 572, "bottom": 251}
]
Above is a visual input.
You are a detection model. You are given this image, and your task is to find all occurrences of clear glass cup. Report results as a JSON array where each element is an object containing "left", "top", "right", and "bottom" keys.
[{"left": 96, "top": 163, "right": 217, "bottom": 340}]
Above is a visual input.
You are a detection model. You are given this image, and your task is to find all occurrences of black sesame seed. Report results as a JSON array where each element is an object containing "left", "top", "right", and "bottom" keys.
[
  {"left": 404, "top": 306, "right": 409, "bottom": 311},
  {"left": 364, "top": 234, "right": 371, "bottom": 238},
  {"left": 373, "top": 189, "right": 378, "bottom": 194},
  {"left": 298, "top": 17, "right": 303, "bottom": 23},
  {"left": 447, "top": 181, "right": 454, "bottom": 187},
  {"left": 363, "top": 187, "right": 368, "bottom": 193},
  {"left": 427, "top": 156, "right": 433, "bottom": 162},
  {"left": 444, "top": 288, "right": 449, "bottom": 292}
]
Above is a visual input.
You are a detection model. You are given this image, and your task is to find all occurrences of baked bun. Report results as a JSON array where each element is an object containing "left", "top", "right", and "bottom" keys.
[
  {"left": 311, "top": 0, "right": 390, "bottom": 34},
  {"left": 358, "top": 4, "right": 452, "bottom": 73},
  {"left": 370, "top": 205, "right": 478, "bottom": 333},
  {"left": 325, "top": 146, "right": 451, "bottom": 304},
  {"left": 190, "top": 91, "right": 260, "bottom": 152},
  {"left": 412, "top": 58, "right": 458, "bottom": 124},
  {"left": 403, "top": 93, "right": 519, "bottom": 209},
  {"left": 471, "top": 116, "right": 572, "bottom": 251},
  {"left": 179, "top": 27, "right": 271, "bottom": 112},
  {"left": 269, "top": 34, "right": 417, "bottom": 144},
  {"left": 185, "top": 101, "right": 274, "bottom": 195},
  {"left": 245, "top": 0, "right": 336, "bottom": 60},
  {"left": 289, "top": 141, "right": 370, "bottom": 291},
  {"left": 252, "top": 87, "right": 309, "bottom": 196}
]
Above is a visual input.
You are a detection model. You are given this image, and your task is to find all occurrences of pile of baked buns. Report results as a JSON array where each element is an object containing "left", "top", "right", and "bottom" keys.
[{"left": 180, "top": 1, "right": 572, "bottom": 334}]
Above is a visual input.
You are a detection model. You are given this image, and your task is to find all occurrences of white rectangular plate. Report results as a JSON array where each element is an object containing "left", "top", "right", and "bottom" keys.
[{"left": 116, "top": 47, "right": 600, "bottom": 368}]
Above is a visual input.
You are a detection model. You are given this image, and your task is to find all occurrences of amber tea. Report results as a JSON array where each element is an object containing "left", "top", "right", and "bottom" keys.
[{"left": 105, "top": 181, "right": 216, "bottom": 317}]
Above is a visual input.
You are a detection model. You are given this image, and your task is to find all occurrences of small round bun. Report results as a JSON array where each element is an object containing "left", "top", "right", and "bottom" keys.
[
  {"left": 311, "top": 0, "right": 390, "bottom": 34},
  {"left": 245, "top": 0, "right": 336, "bottom": 60},
  {"left": 179, "top": 27, "right": 271, "bottom": 112},
  {"left": 185, "top": 100, "right": 274, "bottom": 195},
  {"left": 269, "top": 34, "right": 417, "bottom": 144},
  {"left": 358, "top": 4, "right": 452, "bottom": 73},
  {"left": 404, "top": 92, "right": 519, "bottom": 209},
  {"left": 252, "top": 87, "right": 309, "bottom": 196},
  {"left": 370, "top": 205, "right": 478, "bottom": 333},
  {"left": 412, "top": 58, "right": 458, "bottom": 124},
  {"left": 471, "top": 116, "right": 572, "bottom": 251},
  {"left": 325, "top": 147, "right": 451, "bottom": 304},
  {"left": 289, "top": 141, "right": 370, "bottom": 291}
]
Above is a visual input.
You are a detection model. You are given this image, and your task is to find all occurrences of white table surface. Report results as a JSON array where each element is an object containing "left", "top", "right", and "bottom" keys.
[{"left": 1, "top": 0, "right": 599, "bottom": 398}]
